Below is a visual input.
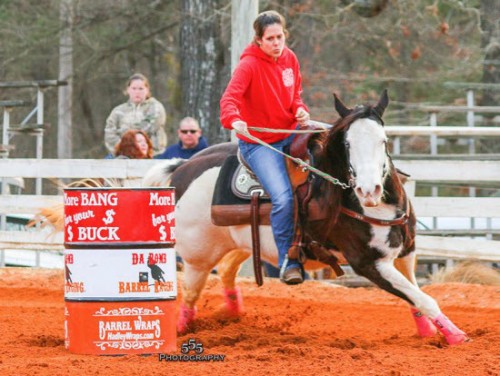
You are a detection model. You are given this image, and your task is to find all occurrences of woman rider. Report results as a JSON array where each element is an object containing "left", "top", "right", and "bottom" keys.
[{"left": 220, "top": 10, "right": 310, "bottom": 285}]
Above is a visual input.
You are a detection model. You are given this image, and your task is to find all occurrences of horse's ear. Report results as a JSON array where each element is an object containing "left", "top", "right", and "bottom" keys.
[
  {"left": 373, "top": 89, "right": 389, "bottom": 117},
  {"left": 333, "top": 93, "right": 351, "bottom": 118}
]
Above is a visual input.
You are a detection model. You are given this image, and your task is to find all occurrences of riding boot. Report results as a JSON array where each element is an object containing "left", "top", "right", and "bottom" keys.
[
  {"left": 279, "top": 255, "right": 304, "bottom": 285},
  {"left": 279, "top": 238, "right": 306, "bottom": 285}
]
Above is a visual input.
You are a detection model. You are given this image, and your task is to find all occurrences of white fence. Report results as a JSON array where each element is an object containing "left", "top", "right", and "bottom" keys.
[
  {"left": 0, "top": 159, "right": 157, "bottom": 267},
  {"left": 0, "top": 155, "right": 498, "bottom": 267}
]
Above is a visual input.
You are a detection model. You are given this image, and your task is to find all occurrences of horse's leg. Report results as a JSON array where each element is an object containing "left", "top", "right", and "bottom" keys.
[
  {"left": 178, "top": 264, "right": 211, "bottom": 333},
  {"left": 394, "top": 254, "right": 437, "bottom": 338},
  {"left": 350, "top": 255, "right": 469, "bottom": 345},
  {"left": 178, "top": 248, "right": 249, "bottom": 331},
  {"left": 217, "top": 248, "right": 250, "bottom": 317}
]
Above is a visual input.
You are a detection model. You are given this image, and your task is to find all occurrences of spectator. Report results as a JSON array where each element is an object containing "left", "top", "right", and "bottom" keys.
[
  {"left": 154, "top": 117, "right": 208, "bottom": 271},
  {"left": 155, "top": 116, "right": 208, "bottom": 159},
  {"left": 105, "top": 73, "right": 167, "bottom": 156},
  {"left": 114, "top": 129, "right": 153, "bottom": 159},
  {"left": 108, "top": 129, "right": 153, "bottom": 187}
]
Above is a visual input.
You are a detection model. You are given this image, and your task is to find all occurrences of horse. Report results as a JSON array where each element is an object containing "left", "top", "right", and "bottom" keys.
[{"left": 147, "top": 90, "right": 469, "bottom": 346}]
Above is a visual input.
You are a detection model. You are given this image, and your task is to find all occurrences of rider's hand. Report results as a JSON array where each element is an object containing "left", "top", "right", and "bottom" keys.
[
  {"left": 295, "top": 107, "right": 310, "bottom": 126},
  {"left": 231, "top": 120, "right": 248, "bottom": 134}
]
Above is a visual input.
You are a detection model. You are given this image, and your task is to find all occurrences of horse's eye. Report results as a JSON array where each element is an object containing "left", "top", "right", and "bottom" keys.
[{"left": 344, "top": 141, "right": 350, "bottom": 149}]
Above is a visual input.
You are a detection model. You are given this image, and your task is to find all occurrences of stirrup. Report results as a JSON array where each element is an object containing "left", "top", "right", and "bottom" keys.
[{"left": 288, "top": 242, "right": 308, "bottom": 264}]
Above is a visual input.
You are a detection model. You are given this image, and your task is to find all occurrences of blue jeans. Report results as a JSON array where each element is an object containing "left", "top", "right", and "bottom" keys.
[{"left": 238, "top": 136, "right": 295, "bottom": 268}]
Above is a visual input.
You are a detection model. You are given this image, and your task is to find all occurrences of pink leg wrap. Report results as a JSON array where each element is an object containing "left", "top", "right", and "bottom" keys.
[
  {"left": 410, "top": 307, "right": 437, "bottom": 337},
  {"left": 431, "top": 312, "right": 469, "bottom": 346},
  {"left": 223, "top": 287, "right": 243, "bottom": 317},
  {"left": 177, "top": 302, "right": 197, "bottom": 334}
]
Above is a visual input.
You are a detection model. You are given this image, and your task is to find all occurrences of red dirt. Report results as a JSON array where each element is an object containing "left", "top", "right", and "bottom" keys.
[{"left": 0, "top": 267, "right": 499, "bottom": 376}]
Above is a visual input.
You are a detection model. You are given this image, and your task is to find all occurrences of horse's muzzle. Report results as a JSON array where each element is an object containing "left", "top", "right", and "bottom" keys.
[{"left": 355, "top": 184, "right": 382, "bottom": 207}]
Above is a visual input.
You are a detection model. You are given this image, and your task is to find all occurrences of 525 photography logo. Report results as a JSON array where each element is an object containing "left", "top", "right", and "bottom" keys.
[{"left": 158, "top": 338, "right": 226, "bottom": 362}]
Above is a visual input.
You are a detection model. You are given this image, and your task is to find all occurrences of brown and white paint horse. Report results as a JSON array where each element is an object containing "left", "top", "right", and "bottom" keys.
[{"left": 146, "top": 91, "right": 469, "bottom": 345}]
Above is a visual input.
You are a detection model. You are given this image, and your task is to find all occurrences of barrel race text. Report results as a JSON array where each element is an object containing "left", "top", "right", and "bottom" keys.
[
  {"left": 148, "top": 192, "right": 175, "bottom": 206},
  {"left": 64, "top": 192, "right": 118, "bottom": 207}
]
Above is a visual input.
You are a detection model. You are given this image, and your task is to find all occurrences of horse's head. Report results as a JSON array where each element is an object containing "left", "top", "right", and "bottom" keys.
[{"left": 330, "top": 90, "right": 390, "bottom": 207}]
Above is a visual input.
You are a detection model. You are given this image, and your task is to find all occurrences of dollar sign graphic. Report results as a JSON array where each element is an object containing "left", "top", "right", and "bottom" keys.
[
  {"left": 159, "top": 225, "right": 167, "bottom": 241},
  {"left": 67, "top": 225, "right": 74, "bottom": 241},
  {"left": 103, "top": 209, "right": 115, "bottom": 225}
]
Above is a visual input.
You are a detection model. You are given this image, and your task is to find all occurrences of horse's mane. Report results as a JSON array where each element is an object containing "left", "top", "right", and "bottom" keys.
[{"left": 310, "top": 113, "right": 354, "bottom": 228}]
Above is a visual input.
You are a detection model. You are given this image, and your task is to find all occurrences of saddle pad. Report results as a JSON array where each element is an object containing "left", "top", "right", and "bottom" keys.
[{"left": 211, "top": 155, "right": 271, "bottom": 226}]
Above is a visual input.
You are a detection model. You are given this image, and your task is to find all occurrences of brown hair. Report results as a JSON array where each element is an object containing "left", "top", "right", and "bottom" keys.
[
  {"left": 123, "top": 73, "right": 152, "bottom": 99},
  {"left": 252, "top": 10, "right": 288, "bottom": 44},
  {"left": 114, "top": 129, "right": 153, "bottom": 159}
]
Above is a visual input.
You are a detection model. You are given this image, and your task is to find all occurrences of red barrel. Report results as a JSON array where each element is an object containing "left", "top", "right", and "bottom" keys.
[
  {"left": 63, "top": 188, "right": 177, "bottom": 355},
  {"left": 64, "top": 188, "right": 175, "bottom": 247}
]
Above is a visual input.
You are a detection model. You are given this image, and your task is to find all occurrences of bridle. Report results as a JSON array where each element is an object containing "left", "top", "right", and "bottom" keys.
[
  {"left": 340, "top": 197, "right": 410, "bottom": 227},
  {"left": 342, "top": 109, "right": 389, "bottom": 189},
  {"left": 236, "top": 112, "right": 409, "bottom": 228},
  {"left": 338, "top": 110, "right": 409, "bottom": 227}
]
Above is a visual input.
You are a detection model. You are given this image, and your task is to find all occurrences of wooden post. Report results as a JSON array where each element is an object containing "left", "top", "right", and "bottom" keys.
[
  {"left": 466, "top": 89, "right": 476, "bottom": 229},
  {"left": 230, "top": 0, "right": 258, "bottom": 143},
  {"left": 36, "top": 88, "right": 44, "bottom": 126},
  {"left": 393, "top": 137, "right": 400, "bottom": 155},
  {"left": 2, "top": 108, "right": 10, "bottom": 152},
  {"left": 0, "top": 107, "right": 11, "bottom": 231},
  {"left": 231, "top": 0, "right": 258, "bottom": 74},
  {"left": 230, "top": 1, "right": 258, "bottom": 276},
  {"left": 34, "top": 88, "right": 45, "bottom": 195},
  {"left": 58, "top": 0, "right": 73, "bottom": 159},
  {"left": 1, "top": 107, "right": 11, "bottom": 231},
  {"left": 429, "top": 112, "right": 438, "bottom": 229}
]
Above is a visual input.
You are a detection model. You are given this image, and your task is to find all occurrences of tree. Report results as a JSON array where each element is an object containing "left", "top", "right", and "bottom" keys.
[
  {"left": 179, "top": 0, "right": 228, "bottom": 143},
  {"left": 0, "top": 0, "right": 497, "bottom": 158},
  {"left": 479, "top": 0, "right": 500, "bottom": 106}
]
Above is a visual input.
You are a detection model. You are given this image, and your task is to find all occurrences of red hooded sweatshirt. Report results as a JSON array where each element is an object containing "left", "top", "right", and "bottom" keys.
[{"left": 220, "top": 43, "right": 309, "bottom": 144}]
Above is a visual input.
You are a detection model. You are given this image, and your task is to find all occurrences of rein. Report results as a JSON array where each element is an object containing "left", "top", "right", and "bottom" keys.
[
  {"left": 247, "top": 123, "right": 329, "bottom": 134},
  {"left": 235, "top": 124, "right": 352, "bottom": 190},
  {"left": 237, "top": 122, "right": 409, "bottom": 228}
]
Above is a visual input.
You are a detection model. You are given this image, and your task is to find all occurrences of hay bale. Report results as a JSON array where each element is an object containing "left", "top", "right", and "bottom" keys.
[{"left": 430, "top": 260, "right": 500, "bottom": 286}]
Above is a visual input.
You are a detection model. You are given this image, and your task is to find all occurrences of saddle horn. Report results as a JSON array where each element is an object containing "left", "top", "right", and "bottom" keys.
[{"left": 333, "top": 93, "right": 352, "bottom": 118}]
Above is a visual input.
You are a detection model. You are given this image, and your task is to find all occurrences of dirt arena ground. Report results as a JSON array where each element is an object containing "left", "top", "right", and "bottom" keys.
[{"left": 0, "top": 267, "right": 498, "bottom": 376}]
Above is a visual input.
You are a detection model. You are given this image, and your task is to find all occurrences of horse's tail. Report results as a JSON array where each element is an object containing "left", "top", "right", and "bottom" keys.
[
  {"left": 28, "top": 203, "right": 65, "bottom": 233},
  {"left": 28, "top": 177, "right": 114, "bottom": 234},
  {"left": 142, "top": 158, "right": 186, "bottom": 187}
]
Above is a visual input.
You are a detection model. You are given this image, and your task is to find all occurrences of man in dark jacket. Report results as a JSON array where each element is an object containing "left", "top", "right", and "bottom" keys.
[{"left": 155, "top": 116, "right": 208, "bottom": 159}]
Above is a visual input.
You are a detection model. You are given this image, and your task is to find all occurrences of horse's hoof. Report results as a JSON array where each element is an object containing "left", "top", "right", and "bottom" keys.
[
  {"left": 223, "top": 287, "right": 243, "bottom": 317},
  {"left": 410, "top": 308, "right": 437, "bottom": 337},
  {"left": 432, "top": 313, "right": 470, "bottom": 346},
  {"left": 445, "top": 333, "right": 471, "bottom": 346},
  {"left": 177, "top": 303, "right": 197, "bottom": 334}
]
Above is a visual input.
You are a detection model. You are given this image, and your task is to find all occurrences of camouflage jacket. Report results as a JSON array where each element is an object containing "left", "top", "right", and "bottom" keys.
[{"left": 104, "top": 97, "right": 167, "bottom": 155}]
